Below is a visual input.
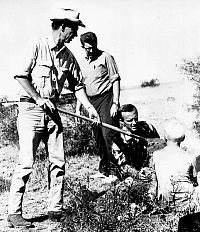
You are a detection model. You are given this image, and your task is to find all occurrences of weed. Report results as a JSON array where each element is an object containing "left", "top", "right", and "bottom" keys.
[
  {"left": 63, "top": 121, "right": 97, "bottom": 157},
  {"left": 0, "top": 104, "right": 18, "bottom": 147},
  {"left": 180, "top": 57, "right": 200, "bottom": 136},
  {"left": 60, "top": 175, "right": 180, "bottom": 232},
  {"left": 0, "top": 177, "right": 11, "bottom": 193}
]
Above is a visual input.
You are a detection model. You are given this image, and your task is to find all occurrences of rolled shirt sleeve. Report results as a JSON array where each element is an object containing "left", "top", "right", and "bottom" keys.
[
  {"left": 14, "top": 39, "right": 38, "bottom": 79},
  {"left": 105, "top": 54, "right": 120, "bottom": 83},
  {"left": 15, "top": 37, "right": 84, "bottom": 98},
  {"left": 80, "top": 51, "right": 120, "bottom": 96}
]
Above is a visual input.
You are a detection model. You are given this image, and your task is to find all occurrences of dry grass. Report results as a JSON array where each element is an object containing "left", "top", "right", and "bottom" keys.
[{"left": 0, "top": 80, "right": 198, "bottom": 231}]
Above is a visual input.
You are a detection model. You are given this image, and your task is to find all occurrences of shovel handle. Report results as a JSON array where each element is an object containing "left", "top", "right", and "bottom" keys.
[{"left": 58, "top": 107, "right": 145, "bottom": 140}]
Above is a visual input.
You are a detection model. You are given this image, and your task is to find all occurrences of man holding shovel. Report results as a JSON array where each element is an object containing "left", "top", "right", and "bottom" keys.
[{"left": 8, "top": 9, "right": 99, "bottom": 228}]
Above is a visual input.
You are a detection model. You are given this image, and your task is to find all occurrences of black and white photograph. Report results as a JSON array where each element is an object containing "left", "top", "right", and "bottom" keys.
[{"left": 1, "top": 0, "right": 200, "bottom": 231}]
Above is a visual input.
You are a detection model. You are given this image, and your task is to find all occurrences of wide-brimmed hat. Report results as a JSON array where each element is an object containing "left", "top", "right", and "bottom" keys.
[{"left": 50, "top": 8, "right": 85, "bottom": 27}]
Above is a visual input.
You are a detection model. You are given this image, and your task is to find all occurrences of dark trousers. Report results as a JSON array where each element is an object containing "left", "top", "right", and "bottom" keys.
[
  {"left": 178, "top": 212, "right": 200, "bottom": 232},
  {"left": 89, "top": 91, "right": 120, "bottom": 176}
]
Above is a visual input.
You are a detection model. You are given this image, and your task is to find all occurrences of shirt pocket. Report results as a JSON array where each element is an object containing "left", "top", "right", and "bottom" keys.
[
  {"left": 94, "top": 64, "right": 107, "bottom": 77},
  {"left": 33, "top": 64, "right": 52, "bottom": 78},
  {"left": 32, "top": 62, "right": 52, "bottom": 91}
]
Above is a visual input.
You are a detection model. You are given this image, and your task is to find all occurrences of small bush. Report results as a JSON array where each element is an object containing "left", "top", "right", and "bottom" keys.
[
  {"left": 180, "top": 57, "right": 200, "bottom": 137},
  {"left": 58, "top": 102, "right": 97, "bottom": 157},
  {"left": 141, "top": 78, "right": 160, "bottom": 88},
  {"left": 0, "top": 177, "right": 11, "bottom": 193},
  {"left": 179, "top": 58, "right": 200, "bottom": 83},
  {"left": 0, "top": 104, "right": 18, "bottom": 147},
  {"left": 63, "top": 121, "right": 97, "bottom": 157},
  {"left": 61, "top": 176, "right": 180, "bottom": 231}
]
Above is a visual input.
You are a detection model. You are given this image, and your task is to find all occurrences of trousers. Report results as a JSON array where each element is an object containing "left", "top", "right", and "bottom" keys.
[
  {"left": 89, "top": 91, "right": 120, "bottom": 176},
  {"left": 8, "top": 102, "right": 65, "bottom": 214}
]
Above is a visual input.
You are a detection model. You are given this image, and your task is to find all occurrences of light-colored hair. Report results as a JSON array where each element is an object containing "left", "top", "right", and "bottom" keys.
[{"left": 163, "top": 118, "right": 185, "bottom": 143}]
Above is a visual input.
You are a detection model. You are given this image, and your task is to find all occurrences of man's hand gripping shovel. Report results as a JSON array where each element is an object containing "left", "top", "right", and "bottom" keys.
[{"left": 57, "top": 107, "right": 166, "bottom": 153}]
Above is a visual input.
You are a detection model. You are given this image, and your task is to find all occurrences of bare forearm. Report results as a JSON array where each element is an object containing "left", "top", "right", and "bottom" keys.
[
  {"left": 16, "top": 77, "right": 55, "bottom": 111},
  {"left": 75, "top": 88, "right": 92, "bottom": 110},
  {"left": 76, "top": 99, "right": 82, "bottom": 112},
  {"left": 75, "top": 88, "right": 100, "bottom": 120},
  {"left": 16, "top": 77, "right": 41, "bottom": 101},
  {"left": 112, "top": 80, "right": 120, "bottom": 104}
]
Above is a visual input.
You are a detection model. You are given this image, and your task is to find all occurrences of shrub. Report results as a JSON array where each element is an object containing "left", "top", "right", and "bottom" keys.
[
  {"left": 0, "top": 104, "right": 18, "bottom": 147},
  {"left": 180, "top": 57, "right": 200, "bottom": 136},
  {"left": 141, "top": 78, "right": 160, "bottom": 88},
  {"left": 61, "top": 176, "right": 180, "bottom": 231},
  {"left": 63, "top": 121, "right": 97, "bottom": 157},
  {"left": 179, "top": 58, "right": 200, "bottom": 83},
  {"left": 58, "top": 101, "right": 97, "bottom": 157},
  {"left": 0, "top": 177, "right": 11, "bottom": 193}
]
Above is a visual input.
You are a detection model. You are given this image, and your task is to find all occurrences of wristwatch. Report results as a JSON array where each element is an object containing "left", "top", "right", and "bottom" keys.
[
  {"left": 113, "top": 102, "right": 119, "bottom": 106},
  {"left": 87, "top": 105, "right": 93, "bottom": 110}
]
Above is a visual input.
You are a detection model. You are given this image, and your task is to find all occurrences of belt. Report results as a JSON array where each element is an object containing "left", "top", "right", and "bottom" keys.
[
  {"left": 20, "top": 97, "right": 36, "bottom": 104},
  {"left": 20, "top": 97, "right": 57, "bottom": 104},
  {"left": 88, "top": 89, "right": 112, "bottom": 100}
]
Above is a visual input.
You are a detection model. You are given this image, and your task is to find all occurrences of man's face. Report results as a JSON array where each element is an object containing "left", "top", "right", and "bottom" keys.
[
  {"left": 82, "top": 42, "right": 98, "bottom": 59},
  {"left": 60, "top": 25, "right": 78, "bottom": 43},
  {"left": 121, "top": 110, "right": 138, "bottom": 131}
]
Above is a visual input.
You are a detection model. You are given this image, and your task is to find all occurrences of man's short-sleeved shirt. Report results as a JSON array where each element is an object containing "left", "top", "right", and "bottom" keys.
[
  {"left": 16, "top": 36, "right": 84, "bottom": 99},
  {"left": 80, "top": 50, "right": 120, "bottom": 96}
]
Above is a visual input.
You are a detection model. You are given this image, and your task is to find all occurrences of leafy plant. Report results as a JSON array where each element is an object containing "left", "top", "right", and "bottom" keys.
[
  {"left": 0, "top": 103, "right": 18, "bottom": 147},
  {"left": 61, "top": 176, "right": 181, "bottom": 232},
  {"left": 63, "top": 121, "right": 97, "bottom": 157},
  {"left": 180, "top": 57, "right": 200, "bottom": 136}
]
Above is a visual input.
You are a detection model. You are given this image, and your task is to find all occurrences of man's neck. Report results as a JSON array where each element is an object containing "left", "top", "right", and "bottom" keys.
[
  {"left": 87, "top": 49, "right": 101, "bottom": 61},
  {"left": 166, "top": 141, "right": 180, "bottom": 148},
  {"left": 52, "top": 30, "right": 64, "bottom": 50}
]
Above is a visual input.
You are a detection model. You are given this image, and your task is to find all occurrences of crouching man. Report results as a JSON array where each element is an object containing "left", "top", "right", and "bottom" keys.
[{"left": 112, "top": 104, "right": 160, "bottom": 178}]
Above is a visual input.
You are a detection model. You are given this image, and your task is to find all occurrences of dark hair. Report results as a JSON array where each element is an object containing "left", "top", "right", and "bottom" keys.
[
  {"left": 51, "top": 20, "right": 78, "bottom": 31},
  {"left": 80, "top": 32, "right": 97, "bottom": 47},
  {"left": 118, "top": 104, "right": 138, "bottom": 120},
  {"left": 118, "top": 104, "right": 138, "bottom": 113}
]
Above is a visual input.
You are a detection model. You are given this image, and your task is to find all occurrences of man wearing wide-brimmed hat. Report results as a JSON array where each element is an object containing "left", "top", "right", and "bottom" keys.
[{"left": 7, "top": 8, "right": 99, "bottom": 228}]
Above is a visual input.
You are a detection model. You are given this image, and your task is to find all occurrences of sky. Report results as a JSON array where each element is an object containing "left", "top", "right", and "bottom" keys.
[{"left": 1, "top": 0, "right": 200, "bottom": 97}]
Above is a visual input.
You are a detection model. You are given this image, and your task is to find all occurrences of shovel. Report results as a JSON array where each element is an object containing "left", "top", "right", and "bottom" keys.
[{"left": 58, "top": 107, "right": 166, "bottom": 153}]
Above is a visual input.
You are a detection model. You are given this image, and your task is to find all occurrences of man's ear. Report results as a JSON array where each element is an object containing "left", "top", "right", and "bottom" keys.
[{"left": 118, "top": 112, "right": 123, "bottom": 121}]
